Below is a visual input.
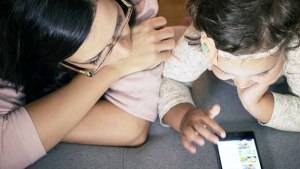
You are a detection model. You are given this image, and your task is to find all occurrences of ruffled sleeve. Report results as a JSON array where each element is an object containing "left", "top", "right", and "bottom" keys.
[
  {"left": 158, "top": 28, "right": 209, "bottom": 126},
  {"left": 261, "top": 44, "right": 300, "bottom": 131}
]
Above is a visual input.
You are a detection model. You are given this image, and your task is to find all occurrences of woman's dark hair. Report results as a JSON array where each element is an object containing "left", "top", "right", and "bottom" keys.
[
  {"left": 186, "top": 0, "right": 300, "bottom": 55},
  {"left": 0, "top": 0, "right": 96, "bottom": 102}
]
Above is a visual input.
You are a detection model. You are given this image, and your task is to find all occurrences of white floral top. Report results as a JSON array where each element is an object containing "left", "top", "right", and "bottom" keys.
[{"left": 158, "top": 28, "right": 300, "bottom": 131}]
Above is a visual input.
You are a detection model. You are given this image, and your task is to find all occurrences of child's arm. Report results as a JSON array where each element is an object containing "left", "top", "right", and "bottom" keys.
[
  {"left": 237, "top": 82, "right": 273, "bottom": 123},
  {"left": 261, "top": 49, "right": 300, "bottom": 131},
  {"left": 158, "top": 27, "right": 226, "bottom": 153},
  {"left": 238, "top": 48, "right": 300, "bottom": 131},
  {"left": 159, "top": 77, "right": 225, "bottom": 154}
]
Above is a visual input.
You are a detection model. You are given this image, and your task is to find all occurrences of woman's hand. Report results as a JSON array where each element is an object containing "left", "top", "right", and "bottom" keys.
[
  {"left": 179, "top": 104, "right": 226, "bottom": 153},
  {"left": 119, "top": 17, "right": 175, "bottom": 75}
]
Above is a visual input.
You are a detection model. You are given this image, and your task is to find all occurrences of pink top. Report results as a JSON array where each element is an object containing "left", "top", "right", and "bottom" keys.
[
  {"left": 105, "top": 64, "right": 163, "bottom": 122},
  {"left": 105, "top": 0, "right": 161, "bottom": 122},
  {"left": 0, "top": 1, "right": 159, "bottom": 168},
  {"left": 0, "top": 81, "right": 46, "bottom": 169}
]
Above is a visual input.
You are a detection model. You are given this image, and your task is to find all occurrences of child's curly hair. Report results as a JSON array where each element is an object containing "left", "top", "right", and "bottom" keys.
[{"left": 186, "top": 0, "right": 300, "bottom": 55}]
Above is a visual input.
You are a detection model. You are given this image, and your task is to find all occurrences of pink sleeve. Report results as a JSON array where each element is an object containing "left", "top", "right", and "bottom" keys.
[
  {"left": 103, "top": 0, "right": 161, "bottom": 121},
  {"left": 133, "top": 0, "right": 159, "bottom": 23},
  {"left": 0, "top": 82, "right": 46, "bottom": 169},
  {"left": 104, "top": 63, "right": 163, "bottom": 122}
]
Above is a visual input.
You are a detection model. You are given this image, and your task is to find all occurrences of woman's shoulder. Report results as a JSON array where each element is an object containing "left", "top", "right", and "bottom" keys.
[{"left": 0, "top": 79, "right": 25, "bottom": 114}]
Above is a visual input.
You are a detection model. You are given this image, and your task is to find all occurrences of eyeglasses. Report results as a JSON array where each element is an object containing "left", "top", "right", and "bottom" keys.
[{"left": 59, "top": 0, "right": 133, "bottom": 77}]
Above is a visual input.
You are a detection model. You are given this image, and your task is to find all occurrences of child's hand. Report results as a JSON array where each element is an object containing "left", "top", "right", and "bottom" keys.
[
  {"left": 237, "top": 83, "right": 269, "bottom": 109},
  {"left": 237, "top": 84, "right": 272, "bottom": 122},
  {"left": 179, "top": 104, "right": 226, "bottom": 154}
]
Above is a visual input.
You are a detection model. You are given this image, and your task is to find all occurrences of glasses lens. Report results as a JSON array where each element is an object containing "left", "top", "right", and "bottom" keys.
[{"left": 94, "top": 45, "right": 113, "bottom": 66}]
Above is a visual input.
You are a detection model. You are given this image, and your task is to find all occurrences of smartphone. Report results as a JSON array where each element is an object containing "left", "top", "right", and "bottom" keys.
[{"left": 216, "top": 131, "right": 264, "bottom": 169}]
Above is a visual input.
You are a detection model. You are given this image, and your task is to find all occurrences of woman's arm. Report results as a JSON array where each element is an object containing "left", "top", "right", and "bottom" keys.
[
  {"left": 0, "top": 66, "right": 124, "bottom": 169},
  {"left": 25, "top": 65, "right": 124, "bottom": 151},
  {"left": 26, "top": 16, "right": 175, "bottom": 151}
]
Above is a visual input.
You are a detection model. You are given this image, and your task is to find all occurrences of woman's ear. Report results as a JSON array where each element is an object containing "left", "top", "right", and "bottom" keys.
[{"left": 200, "top": 32, "right": 218, "bottom": 65}]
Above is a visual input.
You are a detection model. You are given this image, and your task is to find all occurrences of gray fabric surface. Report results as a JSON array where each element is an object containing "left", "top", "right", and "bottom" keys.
[{"left": 27, "top": 71, "right": 300, "bottom": 169}]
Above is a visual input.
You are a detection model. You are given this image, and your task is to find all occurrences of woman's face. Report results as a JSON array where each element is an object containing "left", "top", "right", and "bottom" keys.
[
  {"left": 66, "top": 0, "right": 131, "bottom": 69},
  {"left": 202, "top": 35, "right": 285, "bottom": 89}
]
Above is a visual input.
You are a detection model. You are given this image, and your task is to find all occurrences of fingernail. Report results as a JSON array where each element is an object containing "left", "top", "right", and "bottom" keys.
[{"left": 221, "top": 132, "right": 226, "bottom": 138}]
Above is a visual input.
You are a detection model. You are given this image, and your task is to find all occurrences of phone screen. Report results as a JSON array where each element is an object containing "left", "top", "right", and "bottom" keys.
[{"left": 216, "top": 131, "right": 263, "bottom": 169}]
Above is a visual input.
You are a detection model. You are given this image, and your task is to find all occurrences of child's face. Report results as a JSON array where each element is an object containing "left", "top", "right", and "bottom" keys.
[
  {"left": 211, "top": 53, "right": 285, "bottom": 89},
  {"left": 201, "top": 34, "right": 285, "bottom": 89}
]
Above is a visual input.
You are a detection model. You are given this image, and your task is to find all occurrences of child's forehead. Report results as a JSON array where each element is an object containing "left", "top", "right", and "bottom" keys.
[
  {"left": 217, "top": 44, "right": 281, "bottom": 60},
  {"left": 216, "top": 53, "right": 281, "bottom": 75}
]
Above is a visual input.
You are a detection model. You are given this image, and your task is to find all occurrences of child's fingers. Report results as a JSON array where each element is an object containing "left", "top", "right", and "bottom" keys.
[
  {"left": 182, "top": 127, "right": 205, "bottom": 150},
  {"left": 193, "top": 122, "right": 220, "bottom": 144},
  {"left": 199, "top": 114, "right": 226, "bottom": 139},
  {"left": 206, "top": 104, "right": 221, "bottom": 119},
  {"left": 181, "top": 135, "right": 196, "bottom": 154}
]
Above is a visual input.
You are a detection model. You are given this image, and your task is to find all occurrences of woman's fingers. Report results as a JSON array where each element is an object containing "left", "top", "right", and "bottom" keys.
[
  {"left": 158, "top": 50, "right": 173, "bottom": 62},
  {"left": 133, "top": 16, "right": 167, "bottom": 33},
  {"left": 126, "top": 16, "right": 175, "bottom": 71},
  {"left": 146, "top": 16, "right": 167, "bottom": 30},
  {"left": 153, "top": 27, "right": 175, "bottom": 41},
  {"left": 156, "top": 37, "right": 176, "bottom": 52}
]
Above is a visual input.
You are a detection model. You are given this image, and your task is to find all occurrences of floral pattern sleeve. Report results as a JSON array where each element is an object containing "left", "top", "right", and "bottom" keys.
[
  {"left": 158, "top": 29, "right": 210, "bottom": 126},
  {"left": 261, "top": 45, "right": 300, "bottom": 131}
]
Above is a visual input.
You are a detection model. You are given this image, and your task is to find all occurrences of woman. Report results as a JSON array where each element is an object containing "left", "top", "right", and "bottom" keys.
[{"left": 0, "top": 0, "right": 175, "bottom": 168}]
